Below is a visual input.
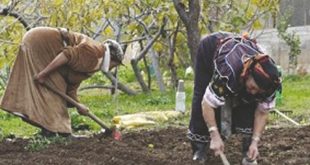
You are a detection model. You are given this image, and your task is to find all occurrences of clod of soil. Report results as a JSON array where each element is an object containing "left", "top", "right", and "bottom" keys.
[{"left": 0, "top": 126, "right": 309, "bottom": 165}]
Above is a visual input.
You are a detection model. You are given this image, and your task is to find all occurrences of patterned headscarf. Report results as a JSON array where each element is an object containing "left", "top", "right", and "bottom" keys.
[{"left": 242, "top": 54, "right": 281, "bottom": 95}]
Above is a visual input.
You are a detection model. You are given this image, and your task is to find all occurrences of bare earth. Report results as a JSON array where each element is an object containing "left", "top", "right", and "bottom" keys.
[{"left": 0, "top": 126, "right": 309, "bottom": 165}]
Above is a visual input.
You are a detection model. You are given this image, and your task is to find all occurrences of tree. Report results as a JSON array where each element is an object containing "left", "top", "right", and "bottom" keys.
[
  {"left": 173, "top": 0, "right": 201, "bottom": 67},
  {"left": 172, "top": 0, "right": 280, "bottom": 68},
  {"left": 0, "top": 0, "right": 282, "bottom": 94},
  {"left": 0, "top": 0, "right": 136, "bottom": 94},
  {"left": 277, "top": 9, "right": 301, "bottom": 74}
]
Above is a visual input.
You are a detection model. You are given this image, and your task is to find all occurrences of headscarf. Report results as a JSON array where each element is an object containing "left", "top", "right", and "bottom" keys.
[
  {"left": 241, "top": 54, "right": 281, "bottom": 95},
  {"left": 103, "top": 39, "right": 124, "bottom": 63},
  {"left": 101, "top": 39, "right": 124, "bottom": 72}
]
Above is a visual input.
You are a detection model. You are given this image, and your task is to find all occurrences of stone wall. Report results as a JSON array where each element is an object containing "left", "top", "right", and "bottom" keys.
[
  {"left": 280, "top": 0, "right": 310, "bottom": 26},
  {"left": 253, "top": 26, "right": 310, "bottom": 74}
]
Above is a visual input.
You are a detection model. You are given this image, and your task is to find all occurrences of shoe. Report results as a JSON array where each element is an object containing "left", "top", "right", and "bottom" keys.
[
  {"left": 193, "top": 150, "right": 207, "bottom": 163},
  {"left": 191, "top": 141, "right": 207, "bottom": 163},
  {"left": 242, "top": 157, "right": 258, "bottom": 165},
  {"left": 38, "top": 129, "right": 57, "bottom": 137}
]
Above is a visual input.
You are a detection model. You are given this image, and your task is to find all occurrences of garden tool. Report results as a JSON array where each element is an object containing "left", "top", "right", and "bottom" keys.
[
  {"left": 271, "top": 109, "right": 300, "bottom": 126},
  {"left": 219, "top": 152, "right": 230, "bottom": 165},
  {"left": 42, "top": 82, "right": 122, "bottom": 141}
]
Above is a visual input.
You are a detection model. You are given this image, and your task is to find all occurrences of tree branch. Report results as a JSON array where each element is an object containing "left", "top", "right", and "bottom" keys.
[
  {"left": 134, "top": 23, "right": 165, "bottom": 62},
  {"left": 101, "top": 71, "right": 137, "bottom": 95},
  {"left": 189, "top": 0, "right": 200, "bottom": 20},
  {"left": 0, "top": 4, "right": 31, "bottom": 30},
  {"left": 173, "top": 0, "right": 189, "bottom": 24},
  {"left": 121, "top": 36, "right": 147, "bottom": 45}
]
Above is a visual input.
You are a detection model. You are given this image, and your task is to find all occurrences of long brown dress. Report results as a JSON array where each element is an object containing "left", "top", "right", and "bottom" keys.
[{"left": 0, "top": 27, "right": 105, "bottom": 133}]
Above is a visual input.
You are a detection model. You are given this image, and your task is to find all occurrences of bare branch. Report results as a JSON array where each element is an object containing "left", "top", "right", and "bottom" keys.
[
  {"left": 101, "top": 71, "right": 137, "bottom": 95},
  {"left": 243, "top": 9, "right": 269, "bottom": 31},
  {"left": 120, "top": 36, "right": 147, "bottom": 45},
  {"left": 134, "top": 18, "right": 166, "bottom": 61},
  {"left": 92, "top": 19, "right": 110, "bottom": 39},
  {"left": 0, "top": 39, "right": 19, "bottom": 45},
  {"left": 0, "top": 4, "right": 31, "bottom": 30}
]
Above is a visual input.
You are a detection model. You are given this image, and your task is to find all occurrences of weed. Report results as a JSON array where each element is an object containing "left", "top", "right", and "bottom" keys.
[{"left": 25, "top": 135, "right": 69, "bottom": 152}]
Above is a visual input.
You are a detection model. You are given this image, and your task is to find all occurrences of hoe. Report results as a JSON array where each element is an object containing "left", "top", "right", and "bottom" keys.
[{"left": 42, "top": 82, "right": 121, "bottom": 141}]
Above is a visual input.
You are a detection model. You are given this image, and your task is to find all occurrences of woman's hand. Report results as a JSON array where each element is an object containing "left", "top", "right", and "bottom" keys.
[
  {"left": 33, "top": 72, "right": 47, "bottom": 84},
  {"left": 34, "top": 52, "right": 69, "bottom": 84},
  {"left": 210, "top": 131, "right": 225, "bottom": 156},
  {"left": 77, "top": 103, "right": 89, "bottom": 116},
  {"left": 247, "top": 141, "right": 259, "bottom": 160}
]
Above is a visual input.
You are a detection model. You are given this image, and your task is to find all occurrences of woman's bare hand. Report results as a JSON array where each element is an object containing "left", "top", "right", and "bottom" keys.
[{"left": 33, "top": 72, "right": 47, "bottom": 84}]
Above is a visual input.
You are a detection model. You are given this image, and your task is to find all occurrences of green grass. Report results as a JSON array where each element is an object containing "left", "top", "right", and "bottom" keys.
[
  {"left": 272, "top": 75, "right": 310, "bottom": 125},
  {"left": 277, "top": 75, "right": 310, "bottom": 112},
  {"left": 0, "top": 112, "right": 38, "bottom": 138},
  {"left": 0, "top": 75, "right": 309, "bottom": 138}
]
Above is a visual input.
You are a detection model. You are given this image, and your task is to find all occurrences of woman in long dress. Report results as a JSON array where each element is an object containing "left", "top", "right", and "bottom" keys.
[{"left": 0, "top": 27, "right": 124, "bottom": 135}]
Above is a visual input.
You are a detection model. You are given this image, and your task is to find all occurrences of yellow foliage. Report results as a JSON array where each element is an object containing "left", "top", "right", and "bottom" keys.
[
  {"left": 153, "top": 42, "right": 163, "bottom": 52},
  {"left": 252, "top": 20, "right": 262, "bottom": 29},
  {"left": 53, "top": 0, "right": 64, "bottom": 7},
  {"left": 104, "top": 26, "right": 114, "bottom": 36}
]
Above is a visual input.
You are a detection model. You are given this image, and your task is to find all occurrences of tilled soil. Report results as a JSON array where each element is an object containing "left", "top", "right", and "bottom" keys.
[{"left": 0, "top": 126, "right": 309, "bottom": 165}]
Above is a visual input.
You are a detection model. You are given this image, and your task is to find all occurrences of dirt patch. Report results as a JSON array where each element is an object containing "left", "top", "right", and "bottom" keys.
[{"left": 0, "top": 126, "right": 309, "bottom": 165}]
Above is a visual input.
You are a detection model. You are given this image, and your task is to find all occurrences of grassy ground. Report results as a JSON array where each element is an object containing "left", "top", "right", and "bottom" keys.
[
  {"left": 0, "top": 75, "right": 309, "bottom": 138},
  {"left": 270, "top": 75, "right": 310, "bottom": 125}
]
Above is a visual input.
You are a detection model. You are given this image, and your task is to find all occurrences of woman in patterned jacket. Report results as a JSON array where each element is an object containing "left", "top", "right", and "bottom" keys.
[{"left": 188, "top": 32, "right": 281, "bottom": 164}]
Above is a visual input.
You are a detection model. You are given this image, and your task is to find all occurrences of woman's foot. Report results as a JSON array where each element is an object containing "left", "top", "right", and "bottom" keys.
[{"left": 38, "top": 129, "right": 57, "bottom": 137}]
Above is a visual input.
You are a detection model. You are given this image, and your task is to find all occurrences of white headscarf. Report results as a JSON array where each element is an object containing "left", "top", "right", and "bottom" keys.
[
  {"left": 101, "top": 42, "right": 111, "bottom": 72},
  {"left": 101, "top": 39, "right": 124, "bottom": 72}
]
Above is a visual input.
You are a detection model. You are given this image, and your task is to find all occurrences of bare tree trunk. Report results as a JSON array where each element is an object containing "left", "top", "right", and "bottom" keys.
[
  {"left": 175, "top": 49, "right": 187, "bottom": 68},
  {"left": 149, "top": 47, "right": 165, "bottom": 92},
  {"left": 173, "top": 0, "right": 201, "bottom": 67},
  {"left": 168, "top": 22, "right": 180, "bottom": 88},
  {"left": 110, "top": 68, "right": 118, "bottom": 95},
  {"left": 142, "top": 55, "right": 152, "bottom": 89},
  {"left": 131, "top": 18, "right": 167, "bottom": 93},
  {"left": 131, "top": 57, "right": 149, "bottom": 92}
]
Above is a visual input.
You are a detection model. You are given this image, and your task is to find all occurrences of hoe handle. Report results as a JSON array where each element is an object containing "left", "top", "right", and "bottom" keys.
[
  {"left": 42, "top": 82, "right": 112, "bottom": 132},
  {"left": 219, "top": 152, "right": 230, "bottom": 165}
]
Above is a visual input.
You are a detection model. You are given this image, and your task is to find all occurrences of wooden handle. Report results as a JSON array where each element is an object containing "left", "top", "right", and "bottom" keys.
[
  {"left": 42, "top": 82, "right": 79, "bottom": 106},
  {"left": 86, "top": 112, "right": 110, "bottom": 130},
  {"left": 219, "top": 152, "right": 230, "bottom": 165},
  {"left": 42, "top": 82, "right": 111, "bottom": 131}
]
